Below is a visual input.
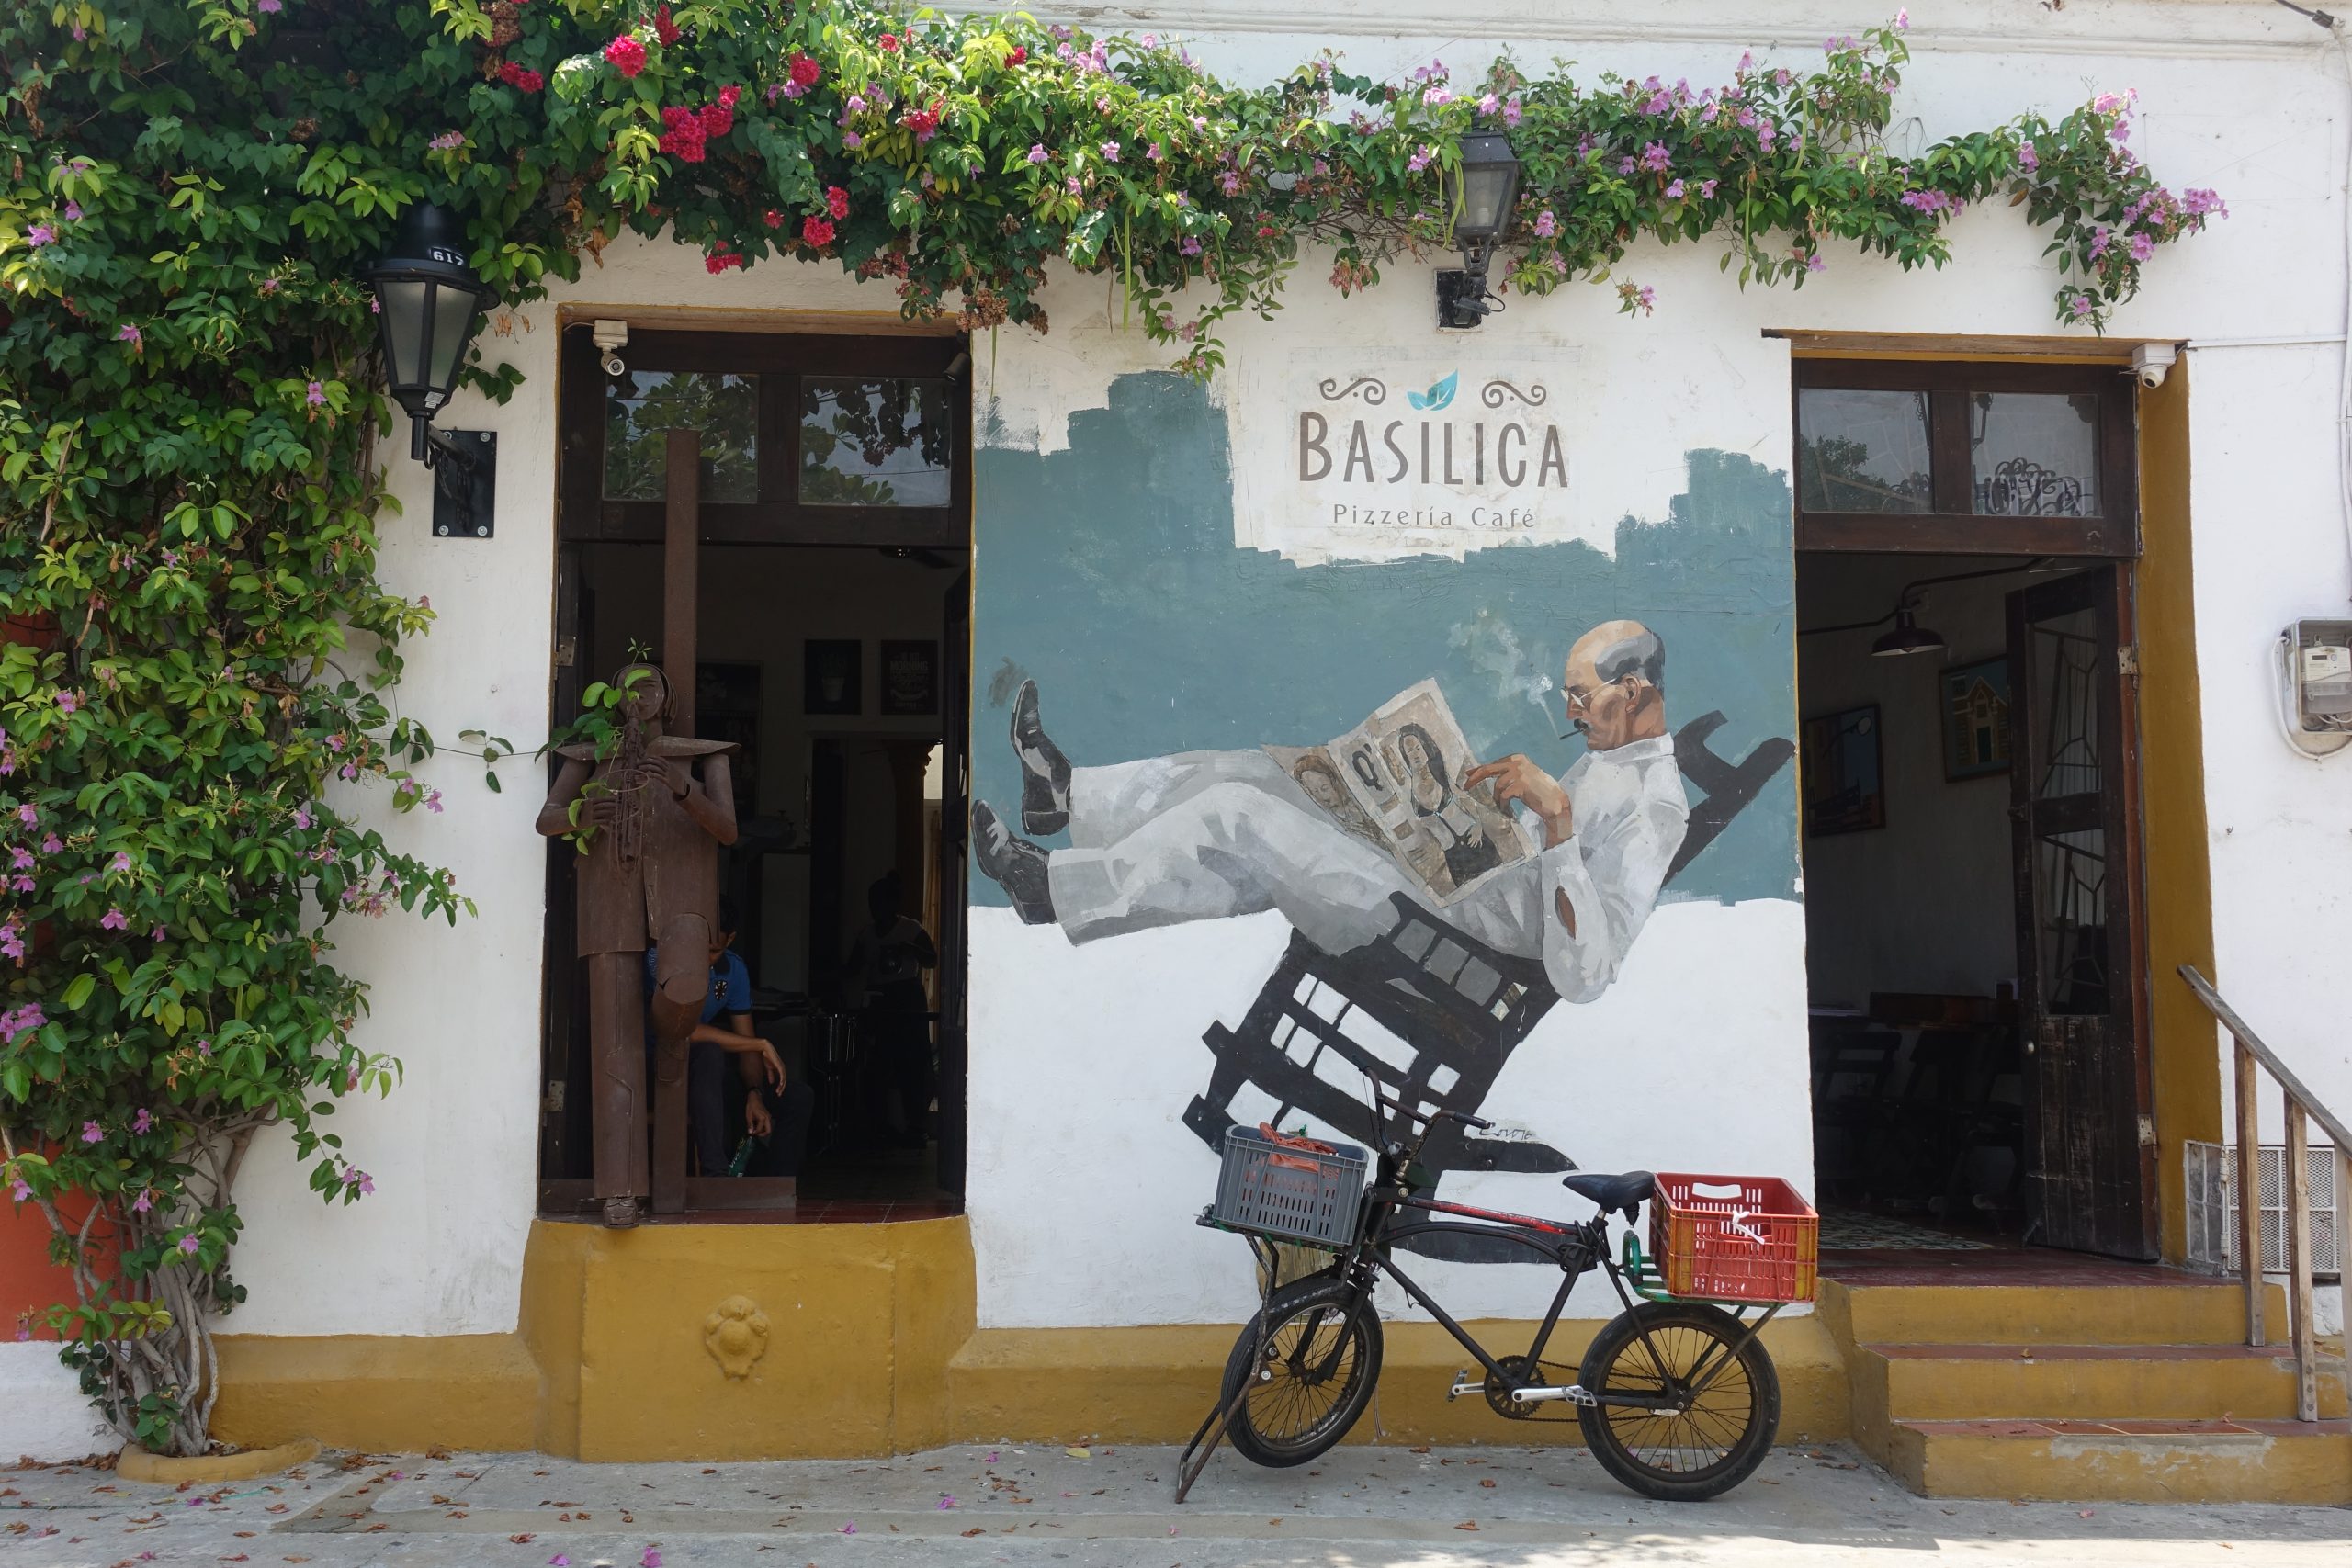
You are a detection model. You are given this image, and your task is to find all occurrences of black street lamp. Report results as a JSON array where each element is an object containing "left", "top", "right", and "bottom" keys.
[
  {"left": 362, "top": 203, "right": 498, "bottom": 466},
  {"left": 1437, "top": 133, "right": 1522, "bottom": 330}
]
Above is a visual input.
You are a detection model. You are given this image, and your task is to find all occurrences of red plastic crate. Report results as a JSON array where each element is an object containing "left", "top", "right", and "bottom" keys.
[{"left": 1649, "top": 1172, "right": 1818, "bottom": 1304}]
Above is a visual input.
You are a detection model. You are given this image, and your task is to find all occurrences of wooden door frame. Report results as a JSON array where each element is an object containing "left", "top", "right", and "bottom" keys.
[{"left": 537, "top": 325, "right": 975, "bottom": 1220}]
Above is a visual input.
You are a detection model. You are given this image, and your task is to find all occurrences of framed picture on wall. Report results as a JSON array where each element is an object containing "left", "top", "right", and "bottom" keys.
[
  {"left": 1802, "top": 704, "right": 1885, "bottom": 837},
  {"left": 803, "top": 638, "right": 862, "bottom": 716},
  {"left": 879, "top": 639, "right": 940, "bottom": 716},
  {"left": 1940, "top": 656, "right": 2012, "bottom": 782}
]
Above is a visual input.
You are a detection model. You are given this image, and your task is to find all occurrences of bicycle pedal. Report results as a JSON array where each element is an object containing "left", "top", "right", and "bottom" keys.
[{"left": 1445, "top": 1369, "right": 1481, "bottom": 1403}]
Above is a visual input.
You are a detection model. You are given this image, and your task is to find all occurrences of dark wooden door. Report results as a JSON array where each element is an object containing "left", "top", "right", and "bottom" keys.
[
  {"left": 933, "top": 571, "right": 972, "bottom": 1197},
  {"left": 2007, "top": 565, "right": 2156, "bottom": 1259}
]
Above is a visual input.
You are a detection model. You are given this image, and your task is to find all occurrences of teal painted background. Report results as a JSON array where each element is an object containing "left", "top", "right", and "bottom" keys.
[{"left": 971, "top": 373, "right": 1801, "bottom": 907}]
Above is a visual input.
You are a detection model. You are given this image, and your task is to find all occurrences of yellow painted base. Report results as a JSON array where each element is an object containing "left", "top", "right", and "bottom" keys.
[
  {"left": 117, "top": 1438, "right": 320, "bottom": 1484},
  {"left": 948, "top": 1314, "right": 1849, "bottom": 1449},
  {"left": 214, "top": 1217, "right": 1848, "bottom": 1461}
]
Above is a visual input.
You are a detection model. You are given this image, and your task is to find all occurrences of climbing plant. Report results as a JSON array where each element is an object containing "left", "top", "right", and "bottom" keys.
[{"left": 0, "top": 0, "right": 2218, "bottom": 1457}]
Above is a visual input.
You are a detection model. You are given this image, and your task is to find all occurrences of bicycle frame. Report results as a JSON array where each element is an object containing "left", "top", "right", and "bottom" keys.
[{"left": 1305, "top": 1095, "right": 1779, "bottom": 1412}]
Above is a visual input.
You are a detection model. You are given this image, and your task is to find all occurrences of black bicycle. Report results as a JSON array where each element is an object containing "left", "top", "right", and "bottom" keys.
[{"left": 1183, "top": 1081, "right": 1801, "bottom": 1504}]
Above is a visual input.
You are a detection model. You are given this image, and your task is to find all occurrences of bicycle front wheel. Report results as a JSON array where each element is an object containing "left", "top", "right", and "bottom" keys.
[
  {"left": 1218, "top": 1275, "right": 1383, "bottom": 1468},
  {"left": 1576, "top": 1301, "right": 1780, "bottom": 1501}
]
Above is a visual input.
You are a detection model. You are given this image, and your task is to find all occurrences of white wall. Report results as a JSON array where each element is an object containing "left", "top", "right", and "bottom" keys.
[
  {"left": 1797, "top": 555, "right": 2024, "bottom": 1008},
  {"left": 198, "top": 0, "right": 2352, "bottom": 1346}
]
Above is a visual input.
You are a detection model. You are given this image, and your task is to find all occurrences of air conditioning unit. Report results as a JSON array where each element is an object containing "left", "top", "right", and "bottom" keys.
[{"left": 2184, "top": 1141, "right": 2343, "bottom": 1280}]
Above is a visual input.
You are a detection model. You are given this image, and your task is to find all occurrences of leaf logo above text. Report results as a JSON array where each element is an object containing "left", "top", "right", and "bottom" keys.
[{"left": 1406, "top": 372, "right": 1459, "bottom": 412}]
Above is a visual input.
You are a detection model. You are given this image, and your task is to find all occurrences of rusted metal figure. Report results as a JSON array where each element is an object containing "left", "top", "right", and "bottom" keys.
[{"left": 537, "top": 663, "right": 738, "bottom": 1227}]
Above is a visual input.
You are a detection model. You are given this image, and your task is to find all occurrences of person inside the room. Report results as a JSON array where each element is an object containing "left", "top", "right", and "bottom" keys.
[
  {"left": 648, "top": 897, "right": 813, "bottom": 1177},
  {"left": 842, "top": 872, "right": 938, "bottom": 1148}
]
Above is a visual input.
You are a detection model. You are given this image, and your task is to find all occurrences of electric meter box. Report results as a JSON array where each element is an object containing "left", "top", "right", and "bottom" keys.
[{"left": 2289, "top": 618, "right": 2352, "bottom": 732}]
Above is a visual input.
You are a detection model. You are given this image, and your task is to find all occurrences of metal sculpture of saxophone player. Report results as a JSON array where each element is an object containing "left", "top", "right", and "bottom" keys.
[{"left": 537, "top": 664, "right": 738, "bottom": 1227}]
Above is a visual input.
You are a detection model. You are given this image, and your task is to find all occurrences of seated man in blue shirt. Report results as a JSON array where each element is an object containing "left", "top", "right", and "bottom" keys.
[{"left": 646, "top": 898, "right": 814, "bottom": 1178}]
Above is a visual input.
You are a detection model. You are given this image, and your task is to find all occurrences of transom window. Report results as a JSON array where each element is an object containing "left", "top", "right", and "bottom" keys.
[
  {"left": 1792, "top": 359, "right": 2137, "bottom": 556},
  {"left": 561, "top": 327, "right": 967, "bottom": 547}
]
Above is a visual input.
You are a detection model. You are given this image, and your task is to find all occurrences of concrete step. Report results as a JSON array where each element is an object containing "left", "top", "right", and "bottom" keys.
[
  {"left": 1820, "top": 1276, "right": 2286, "bottom": 1348},
  {"left": 1859, "top": 1340, "right": 2349, "bottom": 1422},
  {"left": 1887, "top": 1416, "right": 2352, "bottom": 1504}
]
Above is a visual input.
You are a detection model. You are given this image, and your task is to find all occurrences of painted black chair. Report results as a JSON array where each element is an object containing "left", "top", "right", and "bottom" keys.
[{"left": 1182, "top": 711, "right": 1794, "bottom": 1260}]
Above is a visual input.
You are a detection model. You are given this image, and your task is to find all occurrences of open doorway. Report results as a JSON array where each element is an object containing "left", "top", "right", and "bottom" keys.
[
  {"left": 538, "top": 325, "right": 970, "bottom": 1219},
  {"left": 1793, "top": 358, "right": 2156, "bottom": 1261}
]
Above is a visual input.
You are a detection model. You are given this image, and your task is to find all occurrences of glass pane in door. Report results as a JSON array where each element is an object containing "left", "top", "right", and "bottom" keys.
[
  {"left": 1972, "top": 392, "right": 2100, "bottom": 516},
  {"left": 1796, "top": 389, "right": 1933, "bottom": 513},
  {"left": 2036, "top": 828, "right": 2109, "bottom": 1016},
  {"left": 603, "top": 371, "right": 759, "bottom": 502},
  {"left": 2027, "top": 606, "right": 2102, "bottom": 800},
  {"left": 798, "top": 378, "right": 955, "bottom": 507}
]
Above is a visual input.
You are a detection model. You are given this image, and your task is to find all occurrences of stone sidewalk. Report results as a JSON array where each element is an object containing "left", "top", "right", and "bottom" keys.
[{"left": 4, "top": 1442, "right": 2346, "bottom": 1567}]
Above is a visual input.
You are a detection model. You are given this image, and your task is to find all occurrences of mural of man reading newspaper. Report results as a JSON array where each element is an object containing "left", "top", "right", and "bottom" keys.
[{"left": 972, "top": 618, "right": 1687, "bottom": 1008}]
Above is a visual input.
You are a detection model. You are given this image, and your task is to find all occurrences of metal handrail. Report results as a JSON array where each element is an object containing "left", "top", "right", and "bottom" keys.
[{"left": 2177, "top": 964, "right": 2349, "bottom": 1425}]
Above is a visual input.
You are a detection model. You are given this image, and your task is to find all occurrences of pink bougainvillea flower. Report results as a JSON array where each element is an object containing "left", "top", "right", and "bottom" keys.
[
  {"left": 549, "top": 1557, "right": 569, "bottom": 1568},
  {"left": 109, "top": 851, "right": 131, "bottom": 873},
  {"left": 640, "top": 1551, "right": 662, "bottom": 1568},
  {"left": 838, "top": 1522, "right": 857, "bottom": 1534},
  {"left": 1532, "top": 209, "right": 1557, "bottom": 239},
  {"left": 842, "top": 130, "right": 863, "bottom": 149},
  {"left": 25, "top": 224, "right": 55, "bottom": 247},
  {"left": 9, "top": 875, "right": 30, "bottom": 894},
  {"left": 81, "top": 1121, "right": 103, "bottom": 1143},
  {"left": 10, "top": 1179, "right": 31, "bottom": 1203},
  {"left": 9, "top": 847, "right": 30, "bottom": 871},
  {"left": 150, "top": 923, "right": 166, "bottom": 941},
  {"left": 133, "top": 1109, "right": 153, "bottom": 1134},
  {"left": 179, "top": 1234, "right": 200, "bottom": 1255},
  {"left": 117, "top": 323, "right": 142, "bottom": 350},
  {"left": 936, "top": 1495, "right": 956, "bottom": 1508},
  {"left": 306, "top": 379, "right": 326, "bottom": 407},
  {"left": 295, "top": 806, "right": 312, "bottom": 830},
  {"left": 100, "top": 907, "right": 128, "bottom": 931},
  {"left": 327, "top": 733, "right": 345, "bottom": 751},
  {"left": 605, "top": 35, "right": 648, "bottom": 77},
  {"left": 55, "top": 690, "right": 80, "bottom": 714},
  {"left": 427, "top": 130, "right": 465, "bottom": 152},
  {"left": 1180, "top": 237, "right": 1202, "bottom": 256},
  {"left": 131, "top": 1188, "right": 153, "bottom": 1213}
]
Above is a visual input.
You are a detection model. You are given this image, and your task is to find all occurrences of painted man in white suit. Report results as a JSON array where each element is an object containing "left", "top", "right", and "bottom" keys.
[{"left": 972, "top": 620, "right": 1689, "bottom": 1005}]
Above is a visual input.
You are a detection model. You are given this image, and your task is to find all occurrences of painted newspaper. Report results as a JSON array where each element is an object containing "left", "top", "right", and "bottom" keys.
[{"left": 1266, "top": 679, "right": 1536, "bottom": 906}]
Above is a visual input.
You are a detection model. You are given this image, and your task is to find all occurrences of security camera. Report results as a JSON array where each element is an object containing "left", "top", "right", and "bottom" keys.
[
  {"left": 592, "top": 319, "right": 630, "bottom": 379},
  {"left": 2130, "top": 342, "right": 2177, "bottom": 390}
]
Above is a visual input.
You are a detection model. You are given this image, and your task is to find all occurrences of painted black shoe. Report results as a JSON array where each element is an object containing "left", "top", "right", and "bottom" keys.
[
  {"left": 1011, "top": 679, "right": 1072, "bottom": 836},
  {"left": 972, "top": 800, "right": 1055, "bottom": 925}
]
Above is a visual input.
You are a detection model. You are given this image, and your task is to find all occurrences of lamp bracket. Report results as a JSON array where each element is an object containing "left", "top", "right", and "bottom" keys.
[
  {"left": 1437, "top": 269, "right": 1504, "bottom": 332},
  {"left": 426, "top": 429, "right": 497, "bottom": 539}
]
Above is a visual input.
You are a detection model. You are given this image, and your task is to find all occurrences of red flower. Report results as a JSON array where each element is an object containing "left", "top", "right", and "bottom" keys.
[
  {"left": 496, "top": 61, "right": 545, "bottom": 93},
  {"left": 700, "top": 100, "right": 734, "bottom": 137},
  {"left": 653, "top": 4, "right": 681, "bottom": 45},
  {"left": 1258, "top": 224, "right": 1279, "bottom": 237},
  {"left": 788, "top": 51, "right": 820, "bottom": 87},
  {"left": 802, "top": 216, "right": 836, "bottom": 246},
  {"left": 826, "top": 185, "right": 850, "bottom": 220},
  {"left": 706, "top": 249, "right": 744, "bottom": 275},
  {"left": 900, "top": 104, "right": 940, "bottom": 140},
  {"left": 763, "top": 209, "right": 784, "bottom": 228},
  {"left": 604, "top": 35, "right": 647, "bottom": 77},
  {"left": 878, "top": 32, "right": 900, "bottom": 51},
  {"left": 1007, "top": 45, "right": 1027, "bottom": 65},
  {"left": 718, "top": 84, "right": 742, "bottom": 108},
  {"left": 658, "top": 106, "right": 708, "bottom": 162}
]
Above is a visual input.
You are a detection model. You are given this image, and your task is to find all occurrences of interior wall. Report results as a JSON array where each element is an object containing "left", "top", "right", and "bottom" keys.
[
  {"left": 577, "top": 544, "right": 956, "bottom": 992},
  {"left": 1797, "top": 553, "right": 2035, "bottom": 1009}
]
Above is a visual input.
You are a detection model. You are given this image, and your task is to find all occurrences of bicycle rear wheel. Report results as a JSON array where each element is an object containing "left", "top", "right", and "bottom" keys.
[
  {"left": 1218, "top": 1275, "right": 1382, "bottom": 1468},
  {"left": 1576, "top": 1301, "right": 1780, "bottom": 1501}
]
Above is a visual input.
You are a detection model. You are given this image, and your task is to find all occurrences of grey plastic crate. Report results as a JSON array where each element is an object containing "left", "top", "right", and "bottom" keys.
[{"left": 1212, "top": 1124, "right": 1372, "bottom": 1248}]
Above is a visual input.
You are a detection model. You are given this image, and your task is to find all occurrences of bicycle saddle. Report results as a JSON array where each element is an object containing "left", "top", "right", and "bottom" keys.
[{"left": 1562, "top": 1170, "right": 1656, "bottom": 1220}]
